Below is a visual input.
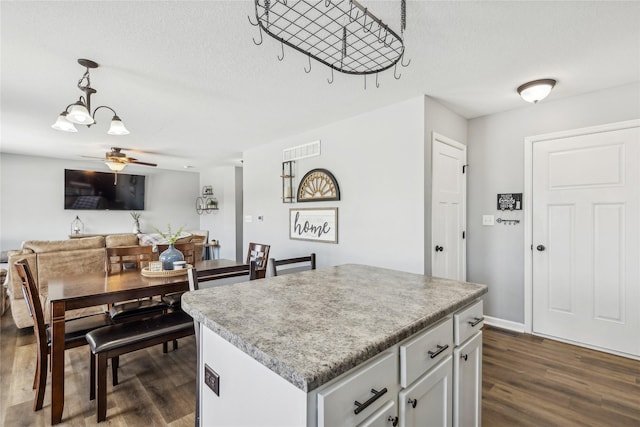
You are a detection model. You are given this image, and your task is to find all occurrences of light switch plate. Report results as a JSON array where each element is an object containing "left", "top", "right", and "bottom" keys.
[{"left": 482, "top": 215, "right": 495, "bottom": 226}]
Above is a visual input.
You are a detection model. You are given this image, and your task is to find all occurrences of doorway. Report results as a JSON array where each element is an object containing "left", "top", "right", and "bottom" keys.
[
  {"left": 524, "top": 120, "right": 640, "bottom": 357},
  {"left": 431, "top": 133, "right": 467, "bottom": 281}
]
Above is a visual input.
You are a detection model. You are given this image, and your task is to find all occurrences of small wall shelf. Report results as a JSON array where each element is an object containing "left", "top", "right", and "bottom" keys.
[
  {"left": 281, "top": 161, "right": 295, "bottom": 203},
  {"left": 196, "top": 186, "right": 218, "bottom": 215}
]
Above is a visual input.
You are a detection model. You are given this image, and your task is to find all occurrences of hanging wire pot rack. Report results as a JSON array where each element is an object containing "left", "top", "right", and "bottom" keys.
[{"left": 249, "top": 0, "right": 409, "bottom": 80}]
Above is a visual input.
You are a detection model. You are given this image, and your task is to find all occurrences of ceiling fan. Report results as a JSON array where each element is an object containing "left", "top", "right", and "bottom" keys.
[{"left": 83, "top": 147, "right": 157, "bottom": 183}]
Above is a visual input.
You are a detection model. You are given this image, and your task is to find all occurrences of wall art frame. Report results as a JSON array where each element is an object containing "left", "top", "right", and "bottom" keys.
[
  {"left": 297, "top": 168, "right": 340, "bottom": 202},
  {"left": 289, "top": 207, "right": 338, "bottom": 243}
]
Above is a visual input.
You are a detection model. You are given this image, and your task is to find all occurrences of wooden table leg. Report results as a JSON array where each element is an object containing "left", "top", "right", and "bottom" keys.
[{"left": 50, "top": 301, "right": 66, "bottom": 424}]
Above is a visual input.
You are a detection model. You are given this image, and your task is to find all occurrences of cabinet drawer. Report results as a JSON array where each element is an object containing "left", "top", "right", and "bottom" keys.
[
  {"left": 453, "top": 300, "right": 483, "bottom": 346},
  {"left": 357, "top": 400, "right": 397, "bottom": 427},
  {"left": 318, "top": 350, "right": 398, "bottom": 427},
  {"left": 400, "top": 317, "right": 453, "bottom": 387}
]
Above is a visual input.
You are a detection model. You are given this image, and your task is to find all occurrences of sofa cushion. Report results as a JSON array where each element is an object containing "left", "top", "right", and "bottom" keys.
[
  {"left": 105, "top": 234, "right": 139, "bottom": 248},
  {"left": 36, "top": 248, "right": 106, "bottom": 296},
  {"left": 23, "top": 236, "right": 105, "bottom": 253}
]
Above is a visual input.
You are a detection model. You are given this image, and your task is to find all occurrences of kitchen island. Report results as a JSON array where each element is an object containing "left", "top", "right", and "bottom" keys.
[{"left": 182, "top": 264, "right": 488, "bottom": 426}]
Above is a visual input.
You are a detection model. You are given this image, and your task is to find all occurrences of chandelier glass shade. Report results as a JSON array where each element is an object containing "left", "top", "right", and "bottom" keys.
[{"left": 51, "top": 112, "right": 78, "bottom": 132}]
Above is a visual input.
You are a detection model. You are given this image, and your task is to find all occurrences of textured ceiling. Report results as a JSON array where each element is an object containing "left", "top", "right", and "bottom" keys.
[{"left": 2, "top": 1, "right": 639, "bottom": 171}]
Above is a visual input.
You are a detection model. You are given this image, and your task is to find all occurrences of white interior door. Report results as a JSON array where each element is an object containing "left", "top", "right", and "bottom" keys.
[
  {"left": 532, "top": 126, "right": 640, "bottom": 357},
  {"left": 432, "top": 134, "right": 466, "bottom": 281}
]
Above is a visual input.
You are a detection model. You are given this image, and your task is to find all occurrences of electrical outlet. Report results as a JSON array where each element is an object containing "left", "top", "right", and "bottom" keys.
[
  {"left": 482, "top": 215, "right": 495, "bottom": 226},
  {"left": 204, "top": 364, "right": 220, "bottom": 396}
]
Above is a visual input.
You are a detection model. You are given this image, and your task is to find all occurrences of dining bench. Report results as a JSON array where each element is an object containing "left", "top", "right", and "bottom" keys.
[{"left": 86, "top": 311, "right": 195, "bottom": 422}]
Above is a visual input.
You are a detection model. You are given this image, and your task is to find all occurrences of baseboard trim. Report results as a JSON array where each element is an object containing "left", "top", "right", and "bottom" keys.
[{"left": 483, "top": 316, "right": 525, "bottom": 333}]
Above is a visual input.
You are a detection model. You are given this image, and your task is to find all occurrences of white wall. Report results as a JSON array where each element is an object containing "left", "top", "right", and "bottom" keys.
[
  {"left": 0, "top": 153, "right": 200, "bottom": 252},
  {"left": 243, "top": 96, "right": 426, "bottom": 274},
  {"left": 198, "top": 165, "right": 243, "bottom": 261},
  {"left": 467, "top": 82, "right": 640, "bottom": 324}
]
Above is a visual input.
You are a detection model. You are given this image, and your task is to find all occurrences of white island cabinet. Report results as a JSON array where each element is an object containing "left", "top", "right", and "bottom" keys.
[{"left": 182, "top": 264, "right": 488, "bottom": 427}]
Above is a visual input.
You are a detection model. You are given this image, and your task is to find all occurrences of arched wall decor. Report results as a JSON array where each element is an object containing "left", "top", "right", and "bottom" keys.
[{"left": 297, "top": 169, "right": 341, "bottom": 202}]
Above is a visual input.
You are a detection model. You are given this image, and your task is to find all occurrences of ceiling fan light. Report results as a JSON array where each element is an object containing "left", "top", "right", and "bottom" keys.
[
  {"left": 107, "top": 115, "right": 130, "bottom": 135},
  {"left": 517, "top": 79, "right": 557, "bottom": 103},
  {"left": 105, "top": 160, "right": 126, "bottom": 172},
  {"left": 51, "top": 112, "right": 78, "bottom": 132},
  {"left": 67, "top": 101, "right": 95, "bottom": 124}
]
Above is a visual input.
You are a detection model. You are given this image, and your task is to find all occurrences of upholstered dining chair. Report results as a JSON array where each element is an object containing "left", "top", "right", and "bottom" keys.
[
  {"left": 14, "top": 259, "right": 112, "bottom": 411},
  {"left": 105, "top": 245, "right": 169, "bottom": 322},
  {"left": 246, "top": 242, "right": 270, "bottom": 279},
  {"left": 269, "top": 253, "right": 316, "bottom": 277}
]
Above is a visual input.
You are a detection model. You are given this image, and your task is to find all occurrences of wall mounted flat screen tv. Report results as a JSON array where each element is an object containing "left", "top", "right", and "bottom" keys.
[{"left": 64, "top": 169, "right": 146, "bottom": 210}]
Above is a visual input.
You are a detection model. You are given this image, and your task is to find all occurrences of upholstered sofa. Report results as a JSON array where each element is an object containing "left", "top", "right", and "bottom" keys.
[{"left": 6, "top": 233, "right": 205, "bottom": 329}]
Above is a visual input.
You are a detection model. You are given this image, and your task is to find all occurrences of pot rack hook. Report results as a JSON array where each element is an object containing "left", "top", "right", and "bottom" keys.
[
  {"left": 364, "top": 74, "right": 367, "bottom": 90},
  {"left": 394, "top": 62, "right": 402, "bottom": 80},
  {"left": 248, "top": 14, "right": 259, "bottom": 26},
  {"left": 401, "top": 52, "right": 411, "bottom": 67},
  {"left": 327, "top": 66, "right": 334, "bottom": 84},
  {"left": 376, "top": 72, "right": 380, "bottom": 88},
  {"left": 253, "top": 25, "right": 264, "bottom": 45},
  {"left": 277, "top": 41, "right": 285, "bottom": 61},
  {"left": 304, "top": 54, "right": 312, "bottom": 73}
]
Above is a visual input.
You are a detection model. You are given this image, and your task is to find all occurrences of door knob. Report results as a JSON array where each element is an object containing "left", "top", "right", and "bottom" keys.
[
  {"left": 435, "top": 245, "right": 444, "bottom": 252},
  {"left": 536, "top": 245, "right": 546, "bottom": 251}
]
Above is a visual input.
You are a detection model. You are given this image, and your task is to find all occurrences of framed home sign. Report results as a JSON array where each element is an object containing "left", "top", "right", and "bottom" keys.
[{"left": 289, "top": 208, "right": 338, "bottom": 243}]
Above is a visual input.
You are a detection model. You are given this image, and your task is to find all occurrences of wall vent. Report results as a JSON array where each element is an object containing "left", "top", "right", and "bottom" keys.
[{"left": 283, "top": 140, "right": 321, "bottom": 162}]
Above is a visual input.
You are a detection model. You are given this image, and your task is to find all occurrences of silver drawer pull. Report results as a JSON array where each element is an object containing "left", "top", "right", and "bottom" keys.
[
  {"left": 427, "top": 344, "right": 449, "bottom": 359},
  {"left": 468, "top": 316, "right": 484, "bottom": 327},
  {"left": 354, "top": 388, "right": 387, "bottom": 415}
]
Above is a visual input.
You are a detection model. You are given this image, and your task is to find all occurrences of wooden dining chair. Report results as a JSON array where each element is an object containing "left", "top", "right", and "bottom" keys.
[
  {"left": 14, "top": 259, "right": 112, "bottom": 411},
  {"left": 246, "top": 242, "right": 270, "bottom": 279},
  {"left": 269, "top": 253, "right": 316, "bottom": 277},
  {"left": 105, "top": 246, "right": 169, "bottom": 322}
]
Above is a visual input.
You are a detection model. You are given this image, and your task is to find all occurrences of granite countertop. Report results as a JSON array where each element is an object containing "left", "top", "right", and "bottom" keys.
[{"left": 181, "top": 263, "right": 488, "bottom": 393}]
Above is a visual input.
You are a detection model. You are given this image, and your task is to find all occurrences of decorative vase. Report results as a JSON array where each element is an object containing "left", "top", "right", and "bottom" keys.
[{"left": 159, "top": 244, "right": 184, "bottom": 270}]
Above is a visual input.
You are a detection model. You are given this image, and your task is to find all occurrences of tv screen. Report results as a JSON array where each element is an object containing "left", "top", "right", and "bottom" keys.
[{"left": 64, "top": 169, "right": 146, "bottom": 210}]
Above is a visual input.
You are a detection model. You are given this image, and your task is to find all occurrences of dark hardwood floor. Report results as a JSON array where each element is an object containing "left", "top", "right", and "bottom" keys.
[
  {"left": 482, "top": 326, "right": 640, "bottom": 426},
  {"left": 1, "top": 307, "right": 638, "bottom": 426}
]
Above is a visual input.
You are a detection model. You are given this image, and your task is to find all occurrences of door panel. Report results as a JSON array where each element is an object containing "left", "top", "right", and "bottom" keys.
[
  {"left": 532, "top": 126, "right": 639, "bottom": 356},
  {"left": 432, "top": 135, "right": 466, "bottom": 281}
]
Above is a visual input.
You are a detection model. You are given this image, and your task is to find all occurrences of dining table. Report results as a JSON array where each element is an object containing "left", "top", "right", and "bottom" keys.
[{"left": 46, "top": 258, "right": 245, "bottom": 425}]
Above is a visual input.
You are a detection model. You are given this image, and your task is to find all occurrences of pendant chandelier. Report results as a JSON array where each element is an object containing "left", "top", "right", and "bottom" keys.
[{"left": 52, "top": 59, "right": 129, "bottom": 135}]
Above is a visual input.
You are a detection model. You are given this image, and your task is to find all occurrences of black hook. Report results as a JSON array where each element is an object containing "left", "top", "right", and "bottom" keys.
[
  {"left": 248, "top": 15, "right": 259, "bottom": 26},
  {"left": 325, "top": 0, "right": 331, "bottom": 7},
  {"left": 253, "top": 25, "right": 264, "bottom": 45},
  {"left": 277, "top": 41, "right": 285, "bottom": 61},
  {"left": 327, "top": 67, "right": 334, "bottom": 84},
  {"left": 364, "top": 74, "right": 367, "bottom": 90},
  {"left": 401, "top": 52, "right": 411, "bottom": 67},
  {"left": 304, "top": 54, "right": 311, "bottom": 73},
  {"left": 376, "top": 72, "right": 380, "bottom": 88},
  {"left": 394, "top": 62, "right": 401, "bottom": 80}
]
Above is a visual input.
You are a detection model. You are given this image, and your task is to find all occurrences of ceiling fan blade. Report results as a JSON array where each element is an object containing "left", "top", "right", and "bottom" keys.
[{"left": 128, "top": 160, "right": 157, "bottom": 167}]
